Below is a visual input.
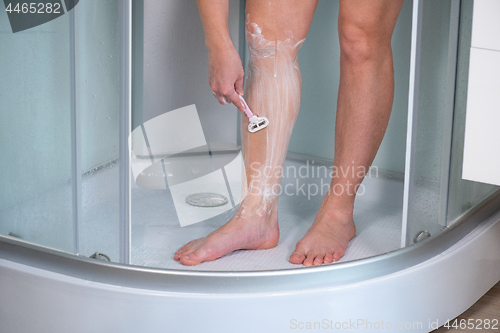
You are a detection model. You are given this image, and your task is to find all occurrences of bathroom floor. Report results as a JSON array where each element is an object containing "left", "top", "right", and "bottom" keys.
[{"left": 131, "top": 157, "right": 404, "bottom": 271}]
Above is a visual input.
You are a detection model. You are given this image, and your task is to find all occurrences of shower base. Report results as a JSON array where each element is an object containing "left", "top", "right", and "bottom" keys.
[
  {"left": 0, "top": 154, "right": 499, "bottom": 332},
  {"left": 131, "top": 155, "right": 405, "bottom": 271},
  {"left": 0, "top": 154, "right": 406, "bottom": 269},
  {"left": 0, "top": 150, "right": 452, "bottom": 273},
  {"left": 0, "top": 201, "right": 499, "bottom": 333}
]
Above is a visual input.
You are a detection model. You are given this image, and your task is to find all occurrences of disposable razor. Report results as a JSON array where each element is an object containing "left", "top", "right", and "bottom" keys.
[{"left": 239, "top": 95, "right": 269, "bottom": 133}]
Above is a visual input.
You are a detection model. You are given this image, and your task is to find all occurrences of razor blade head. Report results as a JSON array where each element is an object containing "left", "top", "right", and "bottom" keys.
[{"left": 248, "top": 116, "right": 269, "bottom": 133}]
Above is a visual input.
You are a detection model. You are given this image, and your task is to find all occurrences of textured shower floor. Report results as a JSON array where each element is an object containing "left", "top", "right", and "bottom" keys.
[
  {"left": 0, "top": 156, "right": 404, "bottom": 271},
  {"left": 131, "top": 157, "right": 404, "bottom": 271}
]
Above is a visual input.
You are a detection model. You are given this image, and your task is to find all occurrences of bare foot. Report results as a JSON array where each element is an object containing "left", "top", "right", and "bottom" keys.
[
  {"left": 289, "top": 202, "right": 356, "bottom": 266},
  {"left": 174, "top": 198, "right": 279, "bottom": 266}
]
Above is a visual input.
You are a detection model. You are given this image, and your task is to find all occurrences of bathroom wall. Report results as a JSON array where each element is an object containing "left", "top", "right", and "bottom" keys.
[
  {"left": 289, "top": 0, "right": 412, "bottom": 174},
  {"left": 138, "top": 0, "right": 243, "bottom": 146},
  {"left": 135, "top": 0, "right": 412, "bottom": 173},
  {"left": 462, "top": 0, "right": 500, "bottom": 187}
]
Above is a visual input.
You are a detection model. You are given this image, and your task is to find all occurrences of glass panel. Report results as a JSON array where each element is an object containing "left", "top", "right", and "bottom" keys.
[
  {"left": 130, "top": 0, "right": 242, "bottom": 267},
  {"left": 77, "top": 0, "right": 121, "bottom": 262},
  {"left": 407, "top": 0, "right": 499, "bottom": 244},
  {"left": 0, "top": 1, "right": 122, "bottom": 260},
  {"left": 288, "top": 0, "right": 414, "bottom": 254},
  {"left": 406, "top": 0, "right": 460, "bottom": 244},
  {"left": 290, "top": 0, "right": 413, "bottom": 253},
  {"left": 0, "top": 8, "right": 73, "bottom": 251},
  {"left": 290, "top": 0, "right": 412, "bottom": 176},
  {"left": 130, "top": 0, "right": 411, "bottom": 270}
]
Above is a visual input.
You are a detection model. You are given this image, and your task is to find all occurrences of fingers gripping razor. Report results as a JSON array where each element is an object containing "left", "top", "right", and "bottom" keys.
[{"left": 239, "top": 95, "right": 269, "bottom": 133}]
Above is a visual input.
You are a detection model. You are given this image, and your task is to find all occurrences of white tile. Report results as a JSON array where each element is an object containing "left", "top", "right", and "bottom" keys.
[
  {"left": 463, "top": 47, "right": 500, "bottom": 186},
  {"left": 471, "top": 0, "right": 500, "bottom": 51}
]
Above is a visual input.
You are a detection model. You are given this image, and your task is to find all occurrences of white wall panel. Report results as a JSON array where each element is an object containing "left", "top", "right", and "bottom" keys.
[
  {"left": 463, "top": 47, "right": 500, "bottom": 186},
  {"left": 471, "top": 0, "right": 500, "bottom": 51}
]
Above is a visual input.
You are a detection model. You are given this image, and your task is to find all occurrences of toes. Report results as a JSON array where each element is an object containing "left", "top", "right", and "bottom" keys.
[
  {"left": 323, "top": 252, "right": 334, "bottom": 264},
  {"left": 175, "top": 240, "right": 199, "bottom": 255},
  {"left": 177, "top": 239, "right": 197, "bottom": 253},
  {"left": 177, "top": 245, "right": 192, "bottom": 256},
  {"left": 290, "top": 246, "right": 346, "bottom": 266},
  {"left": 289, "top": 252, "right": 306, "bottom": 264},
  {"left": 174, "top": 239, "right": 200, "bottom": 261},
  {"left": 179, "top": 251, "right": 202, "bottom": 266},
  {"left": 174, "top": 249, "right": 189, "bottom": 261},
  {"left": 303, "top": 252, "right": 316, "bottom": 267},
  {"left": 332, "top": 248, "right": 345, "bottom": 262},
  {"left": 313, "top": 255, "right": 324, "bottom": 266}
]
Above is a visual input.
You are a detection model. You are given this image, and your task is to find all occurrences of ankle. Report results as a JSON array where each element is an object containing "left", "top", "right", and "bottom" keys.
[
  {"left": 322, "top": 192, "right": 353, "bottom": 211},
  {"left": 319, "top": 197, "right": 354, "bottom": 223},
  {"left": 326, "top": 208, "right": 354, "bottom": 224},
  {"left": 237, "top": 194, "right": 278, "bottom": 219}
]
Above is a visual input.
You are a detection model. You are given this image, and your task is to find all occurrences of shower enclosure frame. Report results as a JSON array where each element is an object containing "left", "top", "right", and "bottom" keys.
[{"left": 1, "top": 0, "right": 500, "bottom": 332}]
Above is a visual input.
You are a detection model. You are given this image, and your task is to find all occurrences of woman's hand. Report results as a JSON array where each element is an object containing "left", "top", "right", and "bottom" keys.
[
  {"left": 195, "top": 0, "right": 244, "bottom": 111},
  {"left": 207, "top": 44, "right": 245, "bottom": 112}
]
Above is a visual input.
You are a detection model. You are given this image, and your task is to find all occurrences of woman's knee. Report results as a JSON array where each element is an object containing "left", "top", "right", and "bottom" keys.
[
  {"left": 338, "top": 19, "right": 390, "bottom": 64},
  {"left": 338, "top": 0, "right": 402, "bottom": 64},
  {"left": 245, "top": 18, "right": 302, "bottom": 62}
]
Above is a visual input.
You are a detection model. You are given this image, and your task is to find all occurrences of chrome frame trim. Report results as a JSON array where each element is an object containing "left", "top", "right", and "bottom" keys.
[
  {"left": 69, "top": 5, "right": 81, "bottom": 255},
  {"left": 439, "top": 0, "right": 462, "bottom": 227},
  {"left": 119, "top": 0, "right": 132, "bottom": 264},
  {"left": 401, "top": 0, "right": 423, "bottom": 248}
]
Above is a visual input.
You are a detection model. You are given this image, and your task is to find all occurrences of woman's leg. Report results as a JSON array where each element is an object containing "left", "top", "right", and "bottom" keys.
[
  {"left": 175, "top": 0, "right": 318, "bottom": 266},
  {"left": 290, "top": 0, "right": 404, "bottom": 266}
]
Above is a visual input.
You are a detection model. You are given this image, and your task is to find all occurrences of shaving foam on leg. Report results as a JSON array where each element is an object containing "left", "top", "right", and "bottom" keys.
[{"left": 236, "top": 15, "right": 305, "bottom": 216}]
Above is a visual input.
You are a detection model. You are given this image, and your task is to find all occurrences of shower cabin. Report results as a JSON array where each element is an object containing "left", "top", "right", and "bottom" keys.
[{"left": 1, "top": 0, "right": 499, "bottom": 332}]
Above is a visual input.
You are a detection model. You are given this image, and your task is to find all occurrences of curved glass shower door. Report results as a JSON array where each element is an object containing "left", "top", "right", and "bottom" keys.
[
  {"left": 402, "top": 0, "right": 499, "bottom": 246},
  {"left": 0, "top": 0, "right": 125, "bottom": 261},
  {"left": 1, "top": 0, "right": 499, "bottom": 273},
  {"left": 0, "top": 7, "right": 74, "bottom": 251}
]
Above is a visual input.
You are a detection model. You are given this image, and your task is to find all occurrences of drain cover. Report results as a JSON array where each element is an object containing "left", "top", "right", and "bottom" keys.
[{"left": 186, "top": 193, "right": 228, "bottom": 207}]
